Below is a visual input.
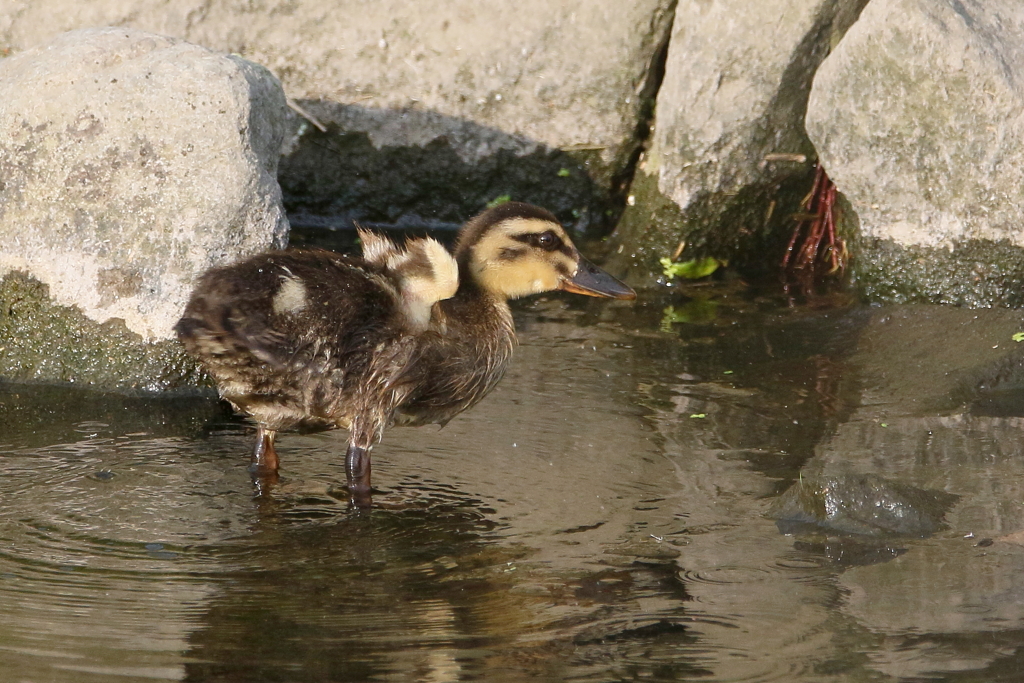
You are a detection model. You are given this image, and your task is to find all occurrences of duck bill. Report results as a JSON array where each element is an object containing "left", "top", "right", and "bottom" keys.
[{"left": 560, "top": 256, "right": 637, "bottom": 300}]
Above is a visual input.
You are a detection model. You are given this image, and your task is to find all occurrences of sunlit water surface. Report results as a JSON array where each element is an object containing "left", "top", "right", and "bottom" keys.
[{"left": 4, "top": 287, "right": 1024, "bottom": 682}]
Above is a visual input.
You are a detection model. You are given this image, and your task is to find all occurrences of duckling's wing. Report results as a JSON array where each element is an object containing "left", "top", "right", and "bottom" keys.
[
  {"left": 386, "top": 236, "right": 459, "bottom": 331},
  {"left": 175, "top": 266, "right": 291, "bottom": 370},
  {"left": 393, "top": 237, "right": 458, "bottom": 302},
  {"left": 357, "top": 226, "right": 400, "bottom": 266}
]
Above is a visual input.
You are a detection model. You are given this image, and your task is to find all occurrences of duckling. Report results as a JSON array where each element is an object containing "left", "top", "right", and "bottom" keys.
[{"left": 175, "top": 202, "right": 635, "bottom": 507}]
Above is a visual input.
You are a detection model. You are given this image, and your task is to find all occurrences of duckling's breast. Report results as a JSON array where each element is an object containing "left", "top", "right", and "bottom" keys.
[{"left": 394, "top": 295, "right": 516, "bottom": 426}]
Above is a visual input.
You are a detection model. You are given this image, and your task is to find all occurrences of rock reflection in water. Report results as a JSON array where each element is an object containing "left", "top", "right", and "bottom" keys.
[{"left": 790, "top": 305, "right": 1024, "bottom": 680}]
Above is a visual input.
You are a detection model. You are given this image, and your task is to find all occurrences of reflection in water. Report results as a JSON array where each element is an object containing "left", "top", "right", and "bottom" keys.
[
  {"left": 184, "top": 493, "right": 514, "bottom": 682},
  {"left": 4, "top": 292, "right": 1024, "bottom": 681}
]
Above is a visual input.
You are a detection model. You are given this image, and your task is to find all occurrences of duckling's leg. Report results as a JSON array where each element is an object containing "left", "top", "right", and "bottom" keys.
[
  {"left": 250, "top": 425, "right": 280, "bottom": 478},
  {"left": 345, "top": 443, "right": 372, "bottom": 509}
]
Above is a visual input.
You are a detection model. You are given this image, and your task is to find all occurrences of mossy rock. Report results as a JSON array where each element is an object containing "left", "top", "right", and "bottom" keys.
[
  {"left": 852, "top": 236, "right": 1024, "bottom": 308},
  {"left": 0, "top": 271, "right": 209, "bottom": 393},
  {"left": 606, "top": 164, "right": 816, "bottom": 288}
]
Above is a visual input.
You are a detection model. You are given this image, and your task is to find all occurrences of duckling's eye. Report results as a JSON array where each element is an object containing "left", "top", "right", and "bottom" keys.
[{"left": 533, "top": 231, "right": 560, "bottom": 251}]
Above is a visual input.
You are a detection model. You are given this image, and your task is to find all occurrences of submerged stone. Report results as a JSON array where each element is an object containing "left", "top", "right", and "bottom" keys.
[{"left": 770, "top": 473, "right": 959, "bottom": 537}]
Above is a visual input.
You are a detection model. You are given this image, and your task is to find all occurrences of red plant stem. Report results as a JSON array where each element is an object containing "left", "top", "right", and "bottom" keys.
[
  {"left": 783, "top": 162, "right": 844, "bottom": 276},
  {"left": 806, "top": 165, "right": 824, "bottom": 209},
  {"left": 824, "top": 184, "right": 838, "bottom": 270},
  {"left": 803, "top": 218, "right": 823, "bottom": 265},
  {"left": 782, "top": 222, "right": 801, "bottom": 269}
]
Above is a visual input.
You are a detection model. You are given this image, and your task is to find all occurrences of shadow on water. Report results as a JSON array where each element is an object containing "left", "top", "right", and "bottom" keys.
[
  {"left": 8, "top": 287, "right": 1024, "bottom": 680},
  {"left": 0, "top": 381, "right": 224, "bottom": 449}
]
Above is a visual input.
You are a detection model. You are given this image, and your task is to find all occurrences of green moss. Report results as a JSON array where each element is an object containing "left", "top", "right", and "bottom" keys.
[
  {"left": 852, "top": 236, "right": 1024, "bottom": 307},
  {"left": 604, "top": 167, "right": 688, "bottom": 285},
  {"left": 0, "top": 271, "right": 209, "bottom": 393}
]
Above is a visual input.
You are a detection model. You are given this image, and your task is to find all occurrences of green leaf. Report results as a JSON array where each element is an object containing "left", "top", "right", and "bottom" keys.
[
  {"left": 689, "top": 413, "right": 707, "bottom": 419},
  {"left": 486, "top": 194, "right": 511, "bottom": 209},
  {"left": 1013, "top": 332, "right": 1024, "bottom": 343},
  {"left": 557, "top": 168, "right": 571, "bottom": 177},
  {"left": 660, "top": 256, "right": 721, "bottom": 280}
]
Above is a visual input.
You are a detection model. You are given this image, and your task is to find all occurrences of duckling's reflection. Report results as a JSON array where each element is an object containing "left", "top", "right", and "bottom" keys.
[
  {"left": 181, "top": 489, "right": 528, "bottom": 682},
  {"left": 182, "top": 481, "right": 714, "bottom": 682}
]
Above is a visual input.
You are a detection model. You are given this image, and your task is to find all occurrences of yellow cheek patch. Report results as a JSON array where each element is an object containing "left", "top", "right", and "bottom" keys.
[
  {"left": 467, "top": 216, "right": 580, "bottom": 299},
  {"left": 476, "top": 258, "right": 564, "bottom": 299}
]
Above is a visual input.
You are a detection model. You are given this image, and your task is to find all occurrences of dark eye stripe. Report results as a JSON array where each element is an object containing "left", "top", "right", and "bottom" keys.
[{"left": 512, "top": 230, "right": 563, "bottom": 252}]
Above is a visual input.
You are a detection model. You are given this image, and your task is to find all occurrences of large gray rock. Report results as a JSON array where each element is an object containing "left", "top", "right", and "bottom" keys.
[
  {"left": 0, "top": 1, "right": 676, "bottom": 233},
  {"left": 609, "top": 0, "right": 868, "bottom": 285},
  {"left": 806, "top": 0, "right": 1024, "bottom": 305},
  {"left": 0, "top": 27, "right": 289, "bottom": 390}
]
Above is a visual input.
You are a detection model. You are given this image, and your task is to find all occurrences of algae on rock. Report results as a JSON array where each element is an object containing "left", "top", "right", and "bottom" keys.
[
  {"left": 0, "top": 271, "right": 208, "bottom": 393},
  {"left": 807, "top": 0, "right": 1024, "bottom": 306}
]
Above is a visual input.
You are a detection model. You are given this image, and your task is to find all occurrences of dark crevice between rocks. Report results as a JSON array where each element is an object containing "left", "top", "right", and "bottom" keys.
[
  {"left": 767, "top": 0, "right": 870, "bottom": 283},
  {"left": 605, "top": 0, "right": 678, "bottom": 228},
  {"left": 768, "top": 0, "right": 872, "bottom": 146},
  {"left": 740, "top": 0, "right": 872, "bottom": 280},
  {"left": 607, "top": 0, "right": 872, "bottom": 288}
]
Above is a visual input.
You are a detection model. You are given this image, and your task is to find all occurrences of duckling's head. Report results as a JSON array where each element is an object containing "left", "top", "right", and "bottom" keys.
[{"left": 455, "top": 202, "right": 636, "bottom": 301}]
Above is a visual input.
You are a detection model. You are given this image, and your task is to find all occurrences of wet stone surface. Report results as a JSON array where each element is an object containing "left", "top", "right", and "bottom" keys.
[
  {"left": 770, "top": 473, "right": 960, "bottom": 537},
  {"left": 4, "top": 286, "right": 1024, "bottom": 681}
]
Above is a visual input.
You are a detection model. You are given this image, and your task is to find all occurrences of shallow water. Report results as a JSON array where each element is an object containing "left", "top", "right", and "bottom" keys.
[{"left": 4, "top": 286, "right": 1024, "bottom": 682}]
